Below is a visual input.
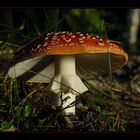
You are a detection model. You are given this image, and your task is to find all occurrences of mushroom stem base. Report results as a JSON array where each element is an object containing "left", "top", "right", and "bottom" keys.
[{"left": 50, "top": 92, "right": 76, "bottom": 115}]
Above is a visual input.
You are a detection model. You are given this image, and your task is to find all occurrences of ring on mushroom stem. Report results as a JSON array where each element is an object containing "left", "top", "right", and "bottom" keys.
[{"left": 7, "top": 31, "right": 128, "bottom": 115}]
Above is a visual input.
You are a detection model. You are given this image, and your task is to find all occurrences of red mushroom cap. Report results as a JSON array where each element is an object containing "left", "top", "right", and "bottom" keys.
[
  {"left": 7, "top": 31, "right": 128, "bottom": 82},
  {"left": 13, "top": 31, "right": 128, "bottom": 63}
]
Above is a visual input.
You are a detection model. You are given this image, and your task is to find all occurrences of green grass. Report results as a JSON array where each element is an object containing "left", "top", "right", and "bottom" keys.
[{"left": 0, "top": 66, "right": 128, "bottom": 131}]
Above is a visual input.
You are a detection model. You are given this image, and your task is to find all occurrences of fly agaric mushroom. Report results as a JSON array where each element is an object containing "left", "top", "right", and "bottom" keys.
[{"left": 7, "top": 31, "right": 128, "bottom": 115}]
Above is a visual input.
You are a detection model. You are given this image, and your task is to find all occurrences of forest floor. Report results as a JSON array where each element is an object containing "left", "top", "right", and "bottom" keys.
[{"left": 0, "top": 54, "right": 140, "bottom": 132}]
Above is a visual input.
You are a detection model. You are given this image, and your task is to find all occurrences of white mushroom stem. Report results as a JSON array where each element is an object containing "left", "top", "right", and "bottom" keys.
[{"left": 50, "top": 55, "right": 88, "bottom": 115}]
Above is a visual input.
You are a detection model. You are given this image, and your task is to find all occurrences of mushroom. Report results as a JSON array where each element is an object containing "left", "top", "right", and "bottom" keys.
[{"left": 7, "top": 31, "right": 128, "bottom": 115}]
